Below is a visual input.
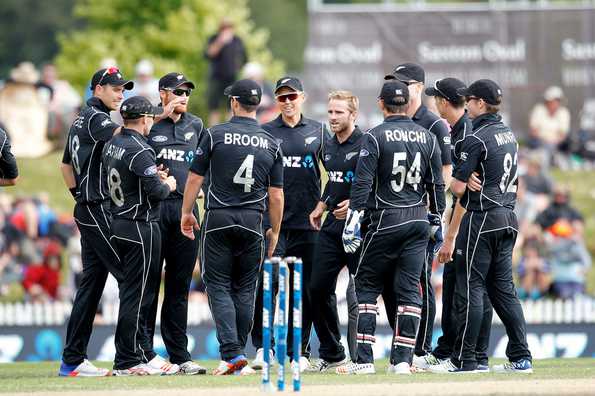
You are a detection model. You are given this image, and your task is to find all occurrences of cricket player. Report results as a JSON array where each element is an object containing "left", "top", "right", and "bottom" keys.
[
  {"left": 59, "top": 67, "right": 132, "bottom": 377},
  {"left": 308, "top": 91, "right": 363, "bottom": 370},
  {"left": 429, "top": 79, "right": 532, "bottom": 373},
  {"left": 181, "top": 79, "right": 284, "bottom": 375},
  {"left": 146, "top": 72, "right": 207, "bottom": 375},
  {"left": 104, "top": 96, "right": 177, "bottom": 376},
  {"left": 337, "top": 80, "right": 445, "bottom": 375},
  {"left": 251, "top": 77, "right": 329, "bottom": 372},
  {"left": 384, "top": 63, "right": 451, "bottom": 359}
]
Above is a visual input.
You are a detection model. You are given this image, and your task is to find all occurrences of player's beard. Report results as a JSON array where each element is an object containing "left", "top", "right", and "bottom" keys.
[
  {"left": 330, "top": 120, "right": 350, "bottom": 135},
  {"left": 174, "top": 104, "right": 188, "bottom": 114}
]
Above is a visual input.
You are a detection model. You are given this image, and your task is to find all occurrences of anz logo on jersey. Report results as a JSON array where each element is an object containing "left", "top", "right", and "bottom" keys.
[
  {"left": 329, "top": 170, "right": 355, "bottom": 183},
  {"left": 283, "top": 154, "right": 315, "bottom": 169},
  {"left": 157, "top": 148, "right": 194, "bottom": 163}
]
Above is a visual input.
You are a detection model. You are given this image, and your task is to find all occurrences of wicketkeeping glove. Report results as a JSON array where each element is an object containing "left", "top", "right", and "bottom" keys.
[
  {"left": 342, "top": 208, "right": 364, "bottom": 253},
  {"left": 428, "top": 213, "right": 444, "bottom": 254}
]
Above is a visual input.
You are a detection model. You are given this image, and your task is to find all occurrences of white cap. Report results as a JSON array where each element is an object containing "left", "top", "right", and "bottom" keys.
[
  {"left": 136, "top": 59, "right": 154, "bottom": 76},
  {"left": 544, "top": 86, "right": 564, "bottom": 101}
]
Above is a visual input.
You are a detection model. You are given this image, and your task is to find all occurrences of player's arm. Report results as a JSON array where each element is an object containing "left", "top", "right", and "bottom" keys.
[
  {"left": 438, "top": 200, "right": 466, "bottom": 263},
  {"left": 425, "top": 135, "right": 446, "bottom": 216},
  {"left": 349, "top": 133, "right": 378, "bottom": 211},
  {"left": 311, "top": 161, "right": 330, "bottom": 229},
  {"left": 266, "top": 144, "right": 284, "bottom": 256},
  {"left": 450, "top": 136, "right": 484, "bottom": 198},
  {"left": 60, "top": 143, "right": 77, "bottom": 197},
  {"left": 89, "top": 113, "right": 121, "bottom": 142},
  {"left": 430, "top": 120, "right": 453, "bottom": 189},
  {"left": 131, "top": 150, "right": 174, "bottom": 200}
]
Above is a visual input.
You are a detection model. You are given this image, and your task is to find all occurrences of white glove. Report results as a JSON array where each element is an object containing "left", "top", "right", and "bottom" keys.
[{"left": 342, "top": 208, "right": 364, "bottom": 254}]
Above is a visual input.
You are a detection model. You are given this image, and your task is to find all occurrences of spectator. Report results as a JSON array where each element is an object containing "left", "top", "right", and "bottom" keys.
[
  {"left": 22, "top": 243, "right": 61, "bottom": 302},
  {"left": 528, "top": 86, "right": 571, "bottom": 167},
  {"left": 205, "top": 18, "right": 247, "bottom": 126},
  {"left": 516, "top": 237, "right": 551, "bottom": 300},
  {"left": 129, "top": 59, "right": 160, "bottom": 105},
  {"left": 521, "top": 155, "right": 553, "bottom": 213},
  {"left": 0, "top": 241, "right": 25, "bottom": 302},
  {"left": 241, "top": 62, "right": 276, "bottom": 123},
  {"left": 536, "top": 185, "right": 584, "bottom": 238}
]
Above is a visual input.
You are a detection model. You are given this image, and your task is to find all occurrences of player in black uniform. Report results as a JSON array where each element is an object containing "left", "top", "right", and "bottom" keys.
[
  {"left": 422, "top": 78, "right": 493, "bottom": 372},
  {"left": 337, "top": 81, "right": 445, "bottom": 375},
  {"left": 104, "top": 96, "right": 177, "bottom": 376},
  {"left": 180, "top": 79, "right": 284, "bottom": 375},
  {"left": 0, "top": 126, "right": 18, "bottom": 186},
  {"left": 59, "top": 68, "right": 133, "bottom": 377},
  {"left": 250, "top": 77, "right": 328, "bottom": 372},
  {"left": 146, "top": 72, "right": 207, "bottom": 375},
  {"left": 307, "top": 91, "right": 363, "bottom": 371},
  {"left": 384, "top": 63, "right": 451, "bottom": 361},
  {"left": 429, "top": 80, "right": 532, "bottom": 373}
]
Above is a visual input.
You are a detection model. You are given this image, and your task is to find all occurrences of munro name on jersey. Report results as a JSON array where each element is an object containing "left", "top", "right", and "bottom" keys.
[
  {"left": 224, "top": 132, "right": 269, "bottom": 149},
  {"left": 384, "top": 129, "right": 428, "bottom": 144},
  {"left": 494, "top": 131, "right": 516, "bottom": 146}
]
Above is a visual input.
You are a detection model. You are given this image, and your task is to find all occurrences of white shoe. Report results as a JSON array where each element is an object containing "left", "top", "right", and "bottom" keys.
[
  {"left": 412, "top": 353, "right": 443, "bottom": 370},
  {"left": 240, "top": 365, "right": 257, "bottom": 376},
  {"left": 179, "top": 360, "right": 207, "bottom": 375},
  {"left": 387, "top": 362, "right": 412, "bottom": 375},
  {"left": 492, "top": 359, "right": 533, "bottom": 374},
  {"left": 147, "top": 355, "right": 180, "bottom": 375},
  {"left": 306, "top": 357, "right": 349, "bottom": 373},
  {"left": 299, "top": 356, "right": 311, "bottom": 373},
  {"left": 59, "top": 359, "right": 110, "bottom": 377},
  {"left": 336, "top": 362, "right": 376, "bottom": 375},
  {"left": 427, "top": 359, "right": 478, "bottom": 374},
  {"left": 251, "top": 348, "right": 274, "bottom": 370},
  {"left": 112, "top": 363, "right": 163, "bottom": 376}
]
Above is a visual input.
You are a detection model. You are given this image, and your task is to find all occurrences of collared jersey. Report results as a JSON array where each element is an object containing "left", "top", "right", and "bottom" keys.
[
  {"left": 102, "top": 128, "right": 170, "bottom": 222},
  {"left": 454, "top": 113, "right": 518, "bottom": 212},
  {"left": 0, "top": 127, "right": 18, "bottom": 180},
  {"left": 350, "top": 115, "right": 445, "bottom": 216},
  {"left": 147, "top": 112, "right": 204, "bottom": 199},
  {"left": 62, "top": 97, "right": 119, "bottom": 204},
  {"left": 262, "top": 114, "right": 330, "bottom": 230},
  {"left": 413, "top": 104, "right": 452, "bottom": 166},
  {"left": 321, "top": 127, "right": 365, "bottom": 211},
  {"left": 190, "top": 116, "right": 283, "bottom": 212}
]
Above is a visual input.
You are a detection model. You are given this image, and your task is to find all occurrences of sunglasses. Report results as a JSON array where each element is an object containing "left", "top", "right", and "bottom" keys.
[
  {"left": 275, "top": 92, "right": 301, "bottom": 102},
  {"left": 98, "top": 67, "right": 120, "bottom": 86},
  {"left": 170, "top": 88, "right": 192, "bottom": 97}
]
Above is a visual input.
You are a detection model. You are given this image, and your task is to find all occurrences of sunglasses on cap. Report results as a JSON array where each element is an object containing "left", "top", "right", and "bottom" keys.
[
  {"left": 97, "top": 67, "right": 120, "bottom": 86},
  {"left": 167, "top": 88, "right": 192, "bottom": 97},
  {"left": 275, "top": 92, "right": 301, "bottom": 102}
]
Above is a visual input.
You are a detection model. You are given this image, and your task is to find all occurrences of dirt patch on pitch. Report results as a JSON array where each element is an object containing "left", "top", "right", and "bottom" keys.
[{"left": 5, "top": 378, "right": 594, "bottom": 396}]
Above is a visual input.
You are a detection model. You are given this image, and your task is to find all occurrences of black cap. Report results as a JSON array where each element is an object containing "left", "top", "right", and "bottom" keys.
[
  {"left": 379, "top": 80, "right": 409, "bottom": 106},
  {"left": 158, "top": 72, "right": 195, "bottom": 90},
  {"left": 224, "top": 79, "right": 262, "bottom": 105},
  {"left": 120, "top": 96, "right": 163, "bottom": 120},
  {"left": 274, "top": 77, "right": 303, "bottom": 94},
  {"left": 457, "top": 79, "right": 502, "bottom": 105},
  {"left": 384, "top": 63, "right": 425, "bottom": 84},
  {"left": 90, "top": 67, "right": 134, "bottom": 90},
  {"left": 425, "top": 78, "right": 466, "bottom": 103}
]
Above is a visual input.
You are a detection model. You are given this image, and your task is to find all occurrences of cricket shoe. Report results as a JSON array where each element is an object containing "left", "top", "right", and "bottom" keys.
[
  {"left": 306, "top": 357, "right": 350, "bottom": 373},
  {"left": 492, "top": 359, "right": 533, "bottom": 374},
  {"left": 213, "top": 355, "right": 248, "bottom": 375},
  {"left": 179, "top": 360, "right": 207, "bottom": 375},
  {"left": 476, "top": 364, "right": 490, "bottom": 373},
  {"left": 387, "top": 362, "right": 412, "bottom": 375},
  {"left": 426, "top": 359, "right": 478, "bottom": 374},
  {"left": 335, "top": 362, "right": 376, "bottom": 375},
  {"left": 147, "top": 355, "right": 179, "bottom": 375},
  {"left": 251, "top": 348, "right": 274, "bottom": 370},
  {"left": 59, "top": 359, "right": 110, "bottom": 377},
  {"left": 412, "top": 353, "right": 445, "bottom": 370},
  {"left": 112, "top": 363, "right": 163, "bottom": 376}
]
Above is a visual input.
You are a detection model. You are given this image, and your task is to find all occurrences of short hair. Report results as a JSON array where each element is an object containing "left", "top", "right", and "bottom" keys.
[
  {"left": 440, "top": 95, "right": 465, "bottom": 109},
  {"left": 383, "top": 102, "right": 408, "bottom": 115},
  {"left": 328, "top": 90, "right": 359, "bottom": 114},
  {"left": 484, "top": 102, "right": 501, "bottom": 114},
  {"left": 238, "top": 103, "right": 259, "bottom": 113}
]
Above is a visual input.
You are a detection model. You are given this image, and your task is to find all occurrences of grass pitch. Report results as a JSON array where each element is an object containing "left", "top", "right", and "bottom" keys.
[{"left": 0, "top": 358, "right": 594, "bottom": 395}]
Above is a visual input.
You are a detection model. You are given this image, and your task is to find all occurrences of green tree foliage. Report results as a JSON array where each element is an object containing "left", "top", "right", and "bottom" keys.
[{"left": 55, "top": 0, "right": 284, "bottom": 115}]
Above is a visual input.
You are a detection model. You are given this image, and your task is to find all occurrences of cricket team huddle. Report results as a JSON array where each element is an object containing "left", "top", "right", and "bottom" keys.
[{"left": 57, "top": 61, "right": 533, "bottom": 377}]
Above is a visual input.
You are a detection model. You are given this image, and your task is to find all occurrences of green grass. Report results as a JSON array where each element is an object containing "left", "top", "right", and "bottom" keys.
[{"left": 0, "top": 359, "right": 593, "bottom": 393}]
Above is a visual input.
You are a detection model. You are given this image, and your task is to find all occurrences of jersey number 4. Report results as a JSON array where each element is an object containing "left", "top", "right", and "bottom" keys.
[
  {"left": 233, "top": 154, "right": 255, "bottom": 193},
  {"left": 391, "top": 152, "right": 421, "bottom": 193}
]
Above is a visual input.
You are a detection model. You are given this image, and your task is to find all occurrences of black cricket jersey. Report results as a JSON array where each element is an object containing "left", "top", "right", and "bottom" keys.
[
  {"left": 450, "top": 111, "right": 472, "bottom": 168},
  {"left": 454, "top": 113, "right": 518, "bottom": 212},
  {"left": 350, "top": 115, "right": 445, "bottom": 220},
  {"left": 0, "top": 127, "right": 18, "bottom": 179},
  {"left": 147, "top": 112, "right": 204, "bottom": 199},
  {"left": 102, "top": 128, "right": 171, "bottom": 222},
  {"left": 413, "top": 104, "right": 451, "bottom": 166},
  {"left": 262, "top": 114, "right": 330, "bottom": 230},
  {"left": 190, "top": 116, "right": 283, "bottom": 213},
  {"left": 62, "top": 97, "right": 119, "bottom": 204},
  {"left": 321, "top": 127, "right": 365, "bottom": 211}
]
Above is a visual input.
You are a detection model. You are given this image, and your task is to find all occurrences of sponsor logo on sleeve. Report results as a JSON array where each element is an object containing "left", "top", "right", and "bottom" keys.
[
  {"left": 144, "top": 165, "right": 158, "bottom": 176},
  {"left": 101, "top": 118, "right": 113, "bottom": 128},
  {"left": 443, "top": 136, "right": 451, "bottom": 145},
  {"left": 359, "top": 149, "right": 370, "bottom": 157},
  {"left": 152, "top": 135, "right": 168, "bottom": 143}
]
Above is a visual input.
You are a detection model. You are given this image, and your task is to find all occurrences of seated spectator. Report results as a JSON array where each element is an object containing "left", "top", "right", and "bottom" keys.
[
  {"left": 528, "top": 86, "right": 571, "bottom": 168},
  {"left": 536, "top": 185, "right": 584, "bottom": 237},
  {"left": 0, "top": 241, "right": 25, "bottom": 302},
  {"left": 516, "top": 237, "right": 551, "bottom": 300},
  {"left": 22, "top": 241, "right": 62, "bottom": 302}
]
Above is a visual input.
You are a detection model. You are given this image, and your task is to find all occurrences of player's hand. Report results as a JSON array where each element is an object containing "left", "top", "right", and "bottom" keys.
[
  {"left": 157, "top": 164, "right": 169, "bottom": 181},
  {"left": 164, "top": 176, "right": 177, "bottom": 192},
  {"left": 333, "top": 199, "right": 350, "bottom": 220},
  {"left": 309, "top": 206, "right": 324, "bottom": 230},
  {"left": 160, "top": 97, "right": 186, "bottom": 120},
  {"left": 438, "top": 236, "right": 455, "bottom": 263},
  {"left": 342, "top": 208, "right": 364, "bottom": 254},
  {"left": 266, "top": 229, "right": 279, "bottom": 257},
  {"left": 467, "top": 172, "right": 482, "bottom": 192},
  {"left": 180, "top": 213, "right": 199, "bottom": 240},
  {"left": 428, "top": 213, "right": 444, "bottom": 253}
]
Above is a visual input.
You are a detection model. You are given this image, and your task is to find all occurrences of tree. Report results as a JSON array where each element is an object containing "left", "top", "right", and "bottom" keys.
[{"left": 55, "top": 0, "right": 284, "bottom": 115}]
